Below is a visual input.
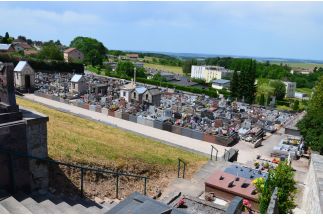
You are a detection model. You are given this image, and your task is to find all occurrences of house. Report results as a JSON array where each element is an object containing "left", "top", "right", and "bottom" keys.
[
  {"left": 119, "top": 82, "right": 136, "bottom": 102},
  {"left": 0, "top": 43, "right": 15, "bottom": 53},
  {"left": 12, "top": 42, "right": 33, "bottom": 52},
  {"left": 13, "top": 61, "right": 35, "bottom": 92},
  {"left": 64, "top": 48, "right": 84, "bottom": 63},
  {"left": 191, "top": 65, "right": 232, "bottom": 83},
  {"left": 24, "top": 49, "right": 39, "bottom": 56},
  {"left": 283, "top": 81, "right": 296, "bottom": 98},
  {"left": 126, "top": 53, "right": 139, "bottom": 60},
  {"left": 70, "top": 74, "right": 87, "bottom": 94},
  {"left": 212, "top": 79, "right": 230, "bottom": 90},
  {"left": 131, "top": 86, "right": 147, "bottom": 104},
  {"left": 143, "top": 88, "right": 162, "bottom": 106}
]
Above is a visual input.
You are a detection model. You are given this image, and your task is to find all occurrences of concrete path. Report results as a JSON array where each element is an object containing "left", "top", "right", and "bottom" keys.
[{"left": 22, "top": 94, "right": 234, "bottom": 159}]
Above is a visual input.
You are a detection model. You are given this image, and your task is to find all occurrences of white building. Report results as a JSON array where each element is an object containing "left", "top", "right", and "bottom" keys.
[
  {"left": 211, "top": 79, "right": 230, "bottom": 90},
  {"left": 119, "top": 82, "right": 136, "bottom": 102},
  {"left": 70, "top": 74, "right": 87, "bottom": 94},
  {"left": 191, "top": 65, "right": 231, "bottom": 83},
  {"left": 283, "top": 81, "right": 296, "bottom": 98},
  {"left": 13, "top": 61, "right": 35, "bottom": 91}
]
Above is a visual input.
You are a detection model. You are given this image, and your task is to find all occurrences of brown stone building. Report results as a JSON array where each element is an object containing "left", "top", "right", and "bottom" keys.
[{"left": 64, "top": 48, "right": 84, "bottom": 63}]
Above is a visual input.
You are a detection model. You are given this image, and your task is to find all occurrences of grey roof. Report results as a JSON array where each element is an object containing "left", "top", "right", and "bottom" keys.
[
  {"left": 212, "top": 79, "right": 230, "bottom": 84},
  {"left": 224, "top": 164, "right": 268, "bottom": 180},
  {"left": 135, "top": 86, "right": 147, "bottom": 94},
  {"left": 107, "top": 192, "right": 185, "bottom": 214},
  {"left": 0, "top": 43, "right": 12, "bottom": 50},
  {"left": 71, "top": 74, "right": 83, "bottom": 82},
  {"left": 14, "top": 61, "right": 28, "bottom": 72},
  {"left": 146, "top": 88, "right": 161, "bottom": 96}
]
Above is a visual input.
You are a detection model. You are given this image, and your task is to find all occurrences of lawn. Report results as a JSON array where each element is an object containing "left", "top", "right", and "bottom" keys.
[
  {"left": 144, "top": 63, "right": 184, "bottom": 75},
  {"left": 296, "top": 87, "right": 313, "bottom": 96},
  {"left": 17, "top": 97, "right": 207, "bottom": 178}
]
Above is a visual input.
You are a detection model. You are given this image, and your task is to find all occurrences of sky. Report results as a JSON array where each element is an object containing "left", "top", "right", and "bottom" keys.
[{"left": 1, "top": 1, "right": 323, "bottom": 60}]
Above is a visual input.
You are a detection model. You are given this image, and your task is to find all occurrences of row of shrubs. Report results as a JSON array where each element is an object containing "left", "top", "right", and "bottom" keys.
[{"left": 0, "top": 54, "right": 84, "bottom": 73}]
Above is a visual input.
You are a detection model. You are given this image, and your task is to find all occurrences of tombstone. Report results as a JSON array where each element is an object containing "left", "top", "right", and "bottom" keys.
[{"left": 0, "top": 62, "right": 19, "bottom": 112}]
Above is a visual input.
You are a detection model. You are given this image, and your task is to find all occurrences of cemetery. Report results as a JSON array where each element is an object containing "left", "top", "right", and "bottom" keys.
[{"left": 31, "top": 63, "right": 297, "bottom": 148}]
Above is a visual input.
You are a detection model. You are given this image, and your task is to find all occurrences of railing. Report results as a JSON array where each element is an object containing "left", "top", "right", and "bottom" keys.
[
  {"left": 177, "top": 158, "right": 187, "bottom": 179},
  {"left": 210, "top": 145, "right": 218, "bottom": 161},
  {"left": 0, "top": 149, "right": 148, "bottom": 199}
]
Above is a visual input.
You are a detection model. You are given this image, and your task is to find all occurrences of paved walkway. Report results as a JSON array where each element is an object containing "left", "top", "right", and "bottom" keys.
[{"left": 23, "top": 94, "right": 234, "bottom": 159}]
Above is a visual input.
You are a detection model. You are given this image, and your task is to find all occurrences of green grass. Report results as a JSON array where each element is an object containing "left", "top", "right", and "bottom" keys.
[
  {"left": 296, "top": 87, "right": 312, "bottom": 96},
  {"left": 17, "top": 97, "right": 207, "bottom": 177},
  {"left": 144, "top": 63, "right": 184, "bottom": 75},
  {"left": 271, "top": 61, "right": 323, "bottom": 71}
]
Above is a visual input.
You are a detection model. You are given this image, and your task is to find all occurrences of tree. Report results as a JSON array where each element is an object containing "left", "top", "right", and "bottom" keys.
[
  {"left": 230, "top": 70, "right": 239, "bottom": 99},
  {"left": 1, "top": 32, "right": 13, "bottom": 44},
  {"left": 297, "top": 76, "right": 323, "bottom": 154},
  {"left": 259, "top": 94, "right": 265, "bottom": 106},
  {"left": 70, "top": 36, "right": 107, "bottom": 66},
  {"left": 269, "top": 80, "right": 286, "bottom": 100},
  {"left": 116, "top": 61, "right": 146, "bottom": 78},
  {"left": 38, "top": 43, "right": 63, "bottom": 61},
  {"left": 152, "top": 72, "right": 167, "bottom": 82},
  {"left": 292, "top": 100, "right": 299, "bottom": 111},
  {"left": 182, "top": 59, "right": 197, "bottom": 75},
  {"left": 253, "top": 162, "right": 297, "bottom": 213}
]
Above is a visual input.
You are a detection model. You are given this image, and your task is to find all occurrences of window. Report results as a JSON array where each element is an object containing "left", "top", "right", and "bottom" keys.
[
  {"left": 134, "top": 92, "right": 136, "bottom": 98},
  {"left": 146, "top": 94, "right": 149, "bottom": 100},
  {"left": 72, "top": 83, "right": 75, "bottom": 89},
  {"left": 123, "top": 91, "right": 126, "bottom": 97}
]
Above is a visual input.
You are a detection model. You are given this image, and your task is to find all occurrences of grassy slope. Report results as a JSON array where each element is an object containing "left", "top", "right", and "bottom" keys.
[
  {"left": 17, "top": 97, "right": 207, "bottom": 176},
  {"left": 144, "top": 63, "right": 184, "bottom": 75},
  {"left": 296, "top": 87, "right": 312, "bottom": 96}
]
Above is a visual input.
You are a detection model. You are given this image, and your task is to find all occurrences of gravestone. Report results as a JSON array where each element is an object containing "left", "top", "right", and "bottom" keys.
[{"left": 0, "top": 62, "right": 19, "bottom": 112}]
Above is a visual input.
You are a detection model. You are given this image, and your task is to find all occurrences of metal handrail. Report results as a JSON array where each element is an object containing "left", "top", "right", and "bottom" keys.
[
  {"left": 0, "top": 148, "right": 148, "bottom": 198},
  {"left": 177, "top": 158, "right": 187, "bottom": 179},
  {"left": 210, "top": 145, "right": 218, "bottom": 161}
]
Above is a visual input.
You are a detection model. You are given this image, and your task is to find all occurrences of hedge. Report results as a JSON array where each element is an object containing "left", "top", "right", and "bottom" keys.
[{"left": 0, "top": 54, "right": 84, "bottom": 73}]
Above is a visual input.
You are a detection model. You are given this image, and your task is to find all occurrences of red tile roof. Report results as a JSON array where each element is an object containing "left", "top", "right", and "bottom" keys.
[{"left": 64, "top": 48, "right": 77, "bottom": 53}]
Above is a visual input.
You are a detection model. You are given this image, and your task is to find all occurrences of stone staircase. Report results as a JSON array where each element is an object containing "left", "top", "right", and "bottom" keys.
[
  {"left": 160, "top": 159, "right": 233, "bottom": 202},
  {"left": 0, "top": 190, "right": 116, "bottom": 214}
]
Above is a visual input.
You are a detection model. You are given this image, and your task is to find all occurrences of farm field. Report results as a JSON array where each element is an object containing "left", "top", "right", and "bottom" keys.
[
  {"left": 144, "top": 62, "right": 184, "bottom": 75},
  {"left": 17, "top": 97, "right": 207, "bottom": 198},
  {"left": 271, "top": 61, "right": 323, "bottom": 71}
]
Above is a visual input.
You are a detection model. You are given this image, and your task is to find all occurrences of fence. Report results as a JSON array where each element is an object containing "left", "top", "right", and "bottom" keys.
[{"left": 0, "top": 148, "right": 148, "bottom": 199}]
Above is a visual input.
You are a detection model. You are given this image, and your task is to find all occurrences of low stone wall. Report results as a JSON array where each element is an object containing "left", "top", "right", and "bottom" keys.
[
  {"left": 302, "top": 154, "right": 323, "bottom": 214},
  {"left": 266, "top": 187, "right": 279, "bottom": 214}
]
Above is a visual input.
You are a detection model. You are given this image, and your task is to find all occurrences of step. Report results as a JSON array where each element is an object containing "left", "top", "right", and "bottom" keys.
[
  {"left": 0, "top": 204, "right": 10, "bottom": 214},
  {"left": 39, "top": 200, "right": 64, "bottom": 214},
  {"left": 14, "top": 192, "right": 48, "bottom": 214},
  {"left": 87, "top": 206, "right": 106, "bottom": 214},
  {"left": 72, "top": 204, "right": 92, "bottom": 214},
  {"left": 0, "top": 196, "right": 32, "bottom": 214},
  {"left": 56, "top": 201, "right": 79, "bottom": 214}
]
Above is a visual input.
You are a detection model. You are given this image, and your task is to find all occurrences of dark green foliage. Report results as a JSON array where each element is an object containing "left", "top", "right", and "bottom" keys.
[
  {"left": 152, "top": 72, "right": 167, "bottom": 82},
  {"left": 70, "top": 36, "right": 107, "bottom": 66},
  {"left": 107, "top": 50, "right": 126, "bottom": 56},
  {"left": 182, "top": 59, "right": 198, "bottom": 75},
  {"left": 1, "top": 32, "right": 14, "bottom": 44},
  {"left": 259, "top": 94, "right": 265, "bottom": 106},
  {"left": 116, "top": 61, "right": 146, "bottom": 78},
  {"left": 297, "top": 76, "right": 323, "bottom": 154},
  {"left": 269, "top": 80, "right": 286, "bottom": 100},
  {"left": 230, "top": 70, "right": 239, "bottom": 99},
  {"left": 38, "top": 43, "right": 63, "bottom": 61},
  {"left": 0, "top": 54, "right": 84, "bottom": 73},
  {"left": 292, "top": 100, "right": 299, "bottom": 111},
  {"left": 254, "top": 162, "right": 297, "bottom": 214}
]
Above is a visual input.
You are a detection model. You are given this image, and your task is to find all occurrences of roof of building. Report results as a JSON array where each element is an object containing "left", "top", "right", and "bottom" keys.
[
  {"left": 224, "top": 164, "right": 268, "bottom": 180},
  {"left": 64, "top": 48, "right": 77, "bottom": 53},
  {"left": 135, "top": 86, "right": 147, "bottom": 94},
  {"left": 107, "top": 192, "right": 185, "bottom": 214},
  {"left": 14, "top": 61, "right": 28, "bottom": 72},
  {"left": 205, "top": 170, "right": 258, "bottom": 202},
  {"left": 12, "top": 42, "right": 32, "bottom": 49},
  {"left": 71, "top": 74, "right": 83, "bottom": 82},
  {"left": 120, "top": 82, "right": 136, "bottom": 90},
  {"left": 0, "top": 43, "right": 12, "bottom": 51},
  {"left": 144, "top": 88, "right": 161, "bottom": 96},
  {"left": 127, "top": 53, "right": 139, "bottom": 58},
  {"left": 212, "top": 79, "right": 230, "bottom": 84}
]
